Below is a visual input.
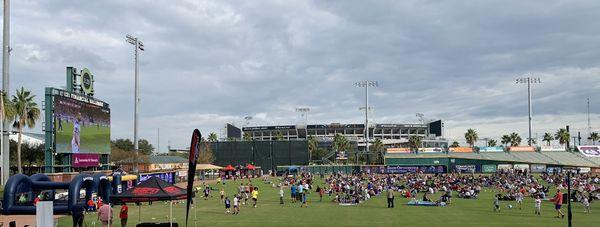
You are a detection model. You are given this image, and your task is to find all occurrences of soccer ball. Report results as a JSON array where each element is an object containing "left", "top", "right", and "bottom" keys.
[{"left": 508, "top": 204, "right": 513, "bottom": 209}]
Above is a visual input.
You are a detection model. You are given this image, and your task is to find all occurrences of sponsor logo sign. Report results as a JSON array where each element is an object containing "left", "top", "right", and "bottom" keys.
[
  {"left": 482, "top": 165, "right": 497, "bottom": 173},
  {"left": 478, "top": 146, "right": 504, "bottom": 152},
  {"left": 508, "top": 146, "right": 535, "bottom": 152},
  {"left": 72, "top": 153, "right": 100, "bottom": 167},
  {"left": 449, "top": 147, "right": 473, "bottom": 153},
  {"left": 514, "top": 164, "right": 530, "bottom": 170},
  {"left": 455, "top": 165, "right": 476, "bottom": 173},
  {"left": 540, "top": 145, "right": 566, "bottom": 152},
  {"left": 418, "top": 147, "right": 444, "bottom": 153},
  {"left": 531, "top": 164, "right": 546, "bottom": 173},
  {"left": 386, "top": 148, "right": 412, "bottom": 153},
  {"left": 578, "top": 146, "right": 600, "bottom": 157}
]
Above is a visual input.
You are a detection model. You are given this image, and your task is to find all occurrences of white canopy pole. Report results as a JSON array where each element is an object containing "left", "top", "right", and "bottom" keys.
[{"left": 170, "top": 201, "right": 173, "bottom": 227}]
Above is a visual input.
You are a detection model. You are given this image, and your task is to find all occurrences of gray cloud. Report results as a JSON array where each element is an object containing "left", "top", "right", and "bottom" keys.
[{"left": 4, "top": 0, "right": 600, "bottom": 151}]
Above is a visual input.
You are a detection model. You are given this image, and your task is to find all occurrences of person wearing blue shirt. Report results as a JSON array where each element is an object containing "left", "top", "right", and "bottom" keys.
[{"left": 291, "top": 184, "right": 297, "bottom": 203}]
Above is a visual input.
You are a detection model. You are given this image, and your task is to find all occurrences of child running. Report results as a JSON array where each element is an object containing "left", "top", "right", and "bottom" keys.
[
  {"left": 493, "top": 194, "right": 501, "bottom": 212},
  {"left": 582, "top": 195, "right": 590, "bottom": 214},
  {"left": 224, "top": 197, "right": 231, "bottom": 214},
  {"left": 233, "top": 194, "right": 240, "bottom": 215},
  {"left": 252, "top": 187, "right": 259, "bottom": 208}
]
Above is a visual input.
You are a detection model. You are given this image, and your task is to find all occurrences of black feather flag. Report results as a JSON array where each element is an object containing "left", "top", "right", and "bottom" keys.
[{"left": 185, "top": 129, "right": 201, "bottom": 226}]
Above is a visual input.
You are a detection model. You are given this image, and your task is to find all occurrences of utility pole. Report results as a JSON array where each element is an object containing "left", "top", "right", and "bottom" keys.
[
  {"left": 126, "top": 34, "right": 144, "bottom": 173},
  {"left": 1, "top": 0, "right": 10, "bottom": 185},
  {"left": 157, "top": 128, "right": 160, "bottom": 154},
  {"left": 515, "top": 76, "right": 541, "bottom": 146},
  {"left": 588, "top": 98, "right": 592, "bottom": 144},
  {"left": 355, "top": 81, "right": 378, "bottom": 164}
]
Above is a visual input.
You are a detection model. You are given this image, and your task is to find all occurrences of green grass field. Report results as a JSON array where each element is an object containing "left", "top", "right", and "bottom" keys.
[
  {"left": 56, "top": 177, "right": 600, "bottom": 227},
  {"left": 55, "top": 120, "right": 110, "bottom": 154}
]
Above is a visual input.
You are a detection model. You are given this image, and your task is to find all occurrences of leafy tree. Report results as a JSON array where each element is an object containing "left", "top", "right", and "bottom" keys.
[
  {"left": 500, "top": 135, "right": 511, "bottom": 147},
  {"left": 408, "top": 135, "right": 422, "bottom": 151},
  {"left": 11, "top": 87, "right": 41, "bottom": 173},
  {"left": 588, "top": 132, "right": 599, "bottom": 145},
  {"left": 138, "top": 139, "right": 154, "bottom": 155},
  {"left": 449, "top": 141, "right": 460, "bottom": 148},
  {"left": 371, "top": 138, "right": 385, "bottom": 164},
  {"left": 528, "top": 138, "right": 537, "bottom": 145},
  {"left": 308, "top": 136, "right": 319, "bottom": 159},
  {"left": 542, "top": 133, "right": 553, "bottom": 146},
  {"left": 464, "top": 128, "right": 478, "bottom": 147},
  {"left": 113, "top": 139, "right": 134, "bottom": 151},
  {"left": 208, "top": 132, "right": 218, "bottom": 142},
  {"left": 555, "top": 128, "right": 570, "bottom": 145},
  {"left": 487, "top": 139, "right": 497, "bottom": 147},
  {"left": 510, "top": 132, "right": 522, "bottom": 147}
]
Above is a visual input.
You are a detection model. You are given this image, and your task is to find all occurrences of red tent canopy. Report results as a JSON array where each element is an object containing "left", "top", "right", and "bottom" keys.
[
  {"left": 111, "top": 177, "right": 187, "bottom": 203},
  {"left": 246, "top": 164, "right": 256, "bottom": 170},
  {"left": 224, "top": 165, "right": 235, "bottom": 171}
]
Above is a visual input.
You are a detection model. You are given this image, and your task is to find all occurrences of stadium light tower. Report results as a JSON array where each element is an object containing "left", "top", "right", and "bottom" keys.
[
  {"left": 126, "top": 34, "right": 144, "bottom": 173},
  {"left": 296, "top": 107, "right": 310, "bottom": 124},
  {"left": 1, "top": 0, "right": 11, "bottom": 185},
  {"left": 515, "top": 76, "right": 541, "bottom": 146},
  {"left": 355, "top": 80, "right": 378, "bottom": 161}
]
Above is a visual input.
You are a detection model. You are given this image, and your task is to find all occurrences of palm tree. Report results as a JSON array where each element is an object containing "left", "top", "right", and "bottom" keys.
[
  {"left": 371, "top": 138, "right": 385, "bottom": 164},
  {"left": 242, "top": 132, "right": 253, "bottom": 141},
  {"left": 208, "top": 132, "right": 218, "bottom": 142},
  {"left": 588, "top": 132, "right": 599, "bottom": 145},
  {"left": 487, "top": 139, "right": 497, "bottom": 147},
  {"left": 542, "top": 133, "right": 553, "bottom": 146},
  {"left": 509, "top": 132, "right": 522, "bottom": 147},
  {"left": 555, "top": 128, "right": 570, "bottom": 145},
  {"left": 500, "top": 134, "right": 511, "bottom": 147},
  {"left": 464, "top": 128, "right": 478, "bottom": 147},
  {"left": 11, "top": 87, "right": 41, "bottom": 173},
  {"left": 332, "top": 134, "right": 349, "bottom": 153},
  {"left": 408, "top": 135, "right": 422, "bottom": 152},
  {"left": 308, "top": 136, "right": 319, "bottom": 160},
  {"left": 449, "top": 141, "right": 460, "bottom": 148},
  {"left": 274, "top": 131, "right": 284, "bottom": 140}
]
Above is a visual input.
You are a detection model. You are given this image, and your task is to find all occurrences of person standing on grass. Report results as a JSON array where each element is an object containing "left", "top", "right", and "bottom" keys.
[
  {"left": 516, "top": 191, "right": 524, "bottom": 210},
  {"left": 220, "top": 188, "right": 225, "bottom": 202},
  {"left": 582, "top": 195, "right": 590, "bottom": 214},
  {"left": 318, "top": 186, "right": 324, "bottom": 202},
  {"left": 493, "top": 194, "right": 501, "bottom": 212},
  {"left": 387, "top": 187, "right": 394, "bottom": 208},
  {"left": 279, "top": 186, "right": 284, "bottom": 204},
  {"left": 552, "top": 189, "right": 564, "bottom": 218},
  {"left": 300, "top": 190, "right": 308, "bottom": 208},
  {"left": 534, "top": 195, "right": 542, "bottom": 215},
  {"left": 120, "top": 203, "right": 128, "bottom": 227},
  {"left": 71, "top": 202, "right": 85, "bottom": 227},
  {"left": 97, "top": 203, "right": 113, "bottom": 227},
  {"left": 252, "top": 187, "right": 259, "bottom": 208},
  {"left": 291, "top": 184, "right": 297, "bottom": 203}
]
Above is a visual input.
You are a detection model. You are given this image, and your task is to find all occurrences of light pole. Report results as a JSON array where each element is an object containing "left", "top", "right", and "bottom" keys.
[
  {"left": 126, "top": 34, "right": 144, "bottom": 173},
  {"left": 1, "top": 0, "right": 10, "bottom": 185},
  {"left": 355, "top": 81, "right": 378, "bottom": 164},
  {"left": 295, "top": 107, "right": 310, "bottom": 124},
  {"left": 515, "top": 76, "right": 541, "bottom": 146}
]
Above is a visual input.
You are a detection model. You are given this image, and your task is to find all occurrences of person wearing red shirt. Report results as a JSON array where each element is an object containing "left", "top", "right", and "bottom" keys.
[
  {"left": 120, "top": 203, "right": 129, "bottom": 227},
  {"left": 553, "top": 189, "right": 565, "bottom": 218}
]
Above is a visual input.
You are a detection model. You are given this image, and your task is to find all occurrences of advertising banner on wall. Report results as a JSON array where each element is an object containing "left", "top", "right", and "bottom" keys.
[
  {"left": 386, "top": 166, "right": 445, "bottom": 174},
  {"left": 478, "top": 146, "right": 504, "bottom": 152},
  {"left": 546, "top": 167, "right": 562, "bottom": 174},
  {"left": 386, "top": 148, "right": 412, "bottom": 154},
  {"left": 482, "top": 165, "right": 497, "bottom": 173},
  {"left": 497, "top": 164, "right": 513, "bottom": 170},
  {"left": 577, "top": 146, "right": 600, "bottom": 157},
  {"left": 531, "top": 164, "right": 546, "bottom": 173},
  {"left": 514, "top": 164, "right": 530, "bottom": 170},
  {"left": 72, "top": 153, "right": 100, "bottom": 167},
  {"left": 540, "top": 145, "right": 566, "bottom": 152},
  {"left": 361, "top": 166, "right": 386, "bottom": 174},
  {"left": 508, "top": 146, "right": 535, "bottom": 152},
  {"left": 449, "top": 147, "right": 473, "bottom": 153},
  {"left": 418, "top": 147, "right": 444, "bottom": 153},
  {"left": 455, "top": 165, "right": 476, "bottom": 173}
]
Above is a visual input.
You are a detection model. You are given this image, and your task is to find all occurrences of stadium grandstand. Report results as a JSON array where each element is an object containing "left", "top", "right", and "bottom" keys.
[{"left": 231, "top": 120, "right": 448, "bottom": 149}]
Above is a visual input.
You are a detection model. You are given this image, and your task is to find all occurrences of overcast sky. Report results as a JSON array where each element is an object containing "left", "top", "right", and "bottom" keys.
[{"left": 4, "top": 0, "right": 600, "bottom": 151}]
